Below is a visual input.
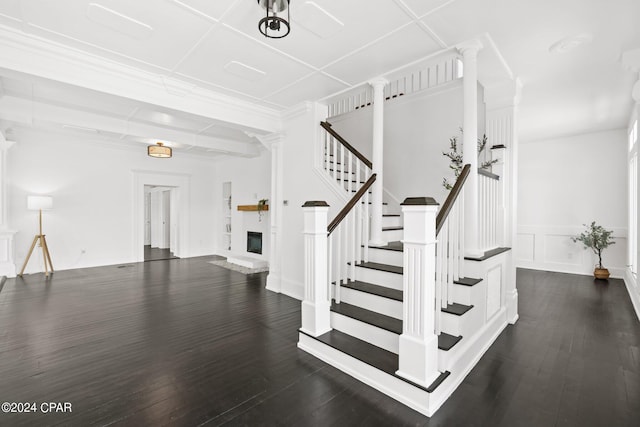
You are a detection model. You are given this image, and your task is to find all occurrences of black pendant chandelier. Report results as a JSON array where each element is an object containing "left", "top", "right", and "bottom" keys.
[{"left": 257, "top": 0, "right": 290, "bottom": 39}]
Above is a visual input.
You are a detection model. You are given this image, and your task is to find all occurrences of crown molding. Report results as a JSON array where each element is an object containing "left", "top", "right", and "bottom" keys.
[{"left": 0, "top": 24, "right": 283, "bottom": 134}]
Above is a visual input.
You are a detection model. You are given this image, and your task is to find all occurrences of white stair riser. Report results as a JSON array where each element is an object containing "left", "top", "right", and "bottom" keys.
[
  {"left": 330, "top": 311, "right": 399, "bottom": 354},
  {"left": 366, "top": 248, "right": 403, "bottom": 266},
  {"left": 332, "top": 284, "right": 403, "bottom": 320},
  {"left": 451, "top": 281, "right": 484, "bottom": 306},
  {"left": 355, "top": 267, "right": 403, "bottom": 290},
  {"left": 382, "top": 216, "right": 402, "bottom": 228},
  {"left": 438, "top": 339, "right": 463, "bottom": 372},
  {"left": 440, "top": 309, "right": 475, "bottom": 338},
  {"left": 382, "top": 229, "right": 403, "bottom": 241},
  {"left": 298, "top": 334, "right": 439, "bottom": 416}
]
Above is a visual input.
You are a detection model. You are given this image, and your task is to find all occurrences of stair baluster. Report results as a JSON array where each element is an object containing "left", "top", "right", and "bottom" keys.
[{"left": 435, "top": 164, "right": 471, "bottom": 335}]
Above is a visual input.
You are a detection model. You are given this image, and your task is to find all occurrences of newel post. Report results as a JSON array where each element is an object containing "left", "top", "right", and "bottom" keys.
[
  {"left": 396, "top": 197, "right": 441, "bottom": 387},
  {"left": 300, "top": 201, "right": 332, "bottom": 336}
]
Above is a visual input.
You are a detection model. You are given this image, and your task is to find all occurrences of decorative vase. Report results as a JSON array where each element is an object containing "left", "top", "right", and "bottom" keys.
[{"left": 594, "top": 268, "right": 610, "bottom": 280}]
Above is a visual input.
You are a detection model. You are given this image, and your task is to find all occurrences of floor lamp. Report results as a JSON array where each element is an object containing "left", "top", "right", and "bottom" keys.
[{"left": 19, "top": 195, "right": 54, "bottom": 277}]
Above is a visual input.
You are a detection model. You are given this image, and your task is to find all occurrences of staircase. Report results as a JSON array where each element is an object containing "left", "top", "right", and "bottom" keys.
[{"left": 298, "top": 122, "right": 513, "bottom": 416}]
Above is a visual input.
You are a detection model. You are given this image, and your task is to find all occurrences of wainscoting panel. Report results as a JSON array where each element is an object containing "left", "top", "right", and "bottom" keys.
[{"left": 516, "top": 225, "right": 628, "bottom": 278}]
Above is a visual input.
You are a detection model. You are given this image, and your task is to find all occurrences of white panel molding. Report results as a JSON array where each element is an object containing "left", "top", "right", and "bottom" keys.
[
  {"left": 516, "top": 225, "right": 628, "bottom": 278},
  {"left": 0, "top": 24, "right": 282, "bottom": 133}
]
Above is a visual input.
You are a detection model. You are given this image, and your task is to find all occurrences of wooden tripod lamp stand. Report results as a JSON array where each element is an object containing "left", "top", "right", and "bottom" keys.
[{"left": 19, "top": 195, "right": 54, "bottom": 277}]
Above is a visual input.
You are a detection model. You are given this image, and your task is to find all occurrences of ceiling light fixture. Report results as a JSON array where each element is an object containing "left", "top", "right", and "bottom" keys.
[
  {"left": 147, "top": 142, "right": 172, "bottom": 158},
  {"left": 257, "top": 0, "right": 290, "bottom": 39}
]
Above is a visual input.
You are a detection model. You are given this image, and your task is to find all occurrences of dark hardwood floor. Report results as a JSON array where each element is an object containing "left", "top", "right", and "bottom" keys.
[
  {"left": 0, "top": 263, "right": 638, "bottom": 426},
  {"left": 144, "top": 245, "right": 179, "bottom": 262}
]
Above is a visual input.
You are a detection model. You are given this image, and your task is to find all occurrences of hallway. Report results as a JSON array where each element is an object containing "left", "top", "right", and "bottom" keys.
[{"left": 0, "top": 263, "right": 637, "bottom": 426}]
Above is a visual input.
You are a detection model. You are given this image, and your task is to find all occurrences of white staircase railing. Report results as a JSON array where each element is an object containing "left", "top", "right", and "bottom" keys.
[
  {"left": 328, "top": 175, "right": 376, "bottom": 303},
  {"left": 319, "top": 121, "right": 374, "bottom": 303},
  {"left": 320, "top": 121, "right": 372, "bottom": 196},
  {"left": 435, "top": 164, "right": 470, "bottom": 334},
  {"left": 478, "top": 169, "right": 500, "bottom": 252},
  {"left": 327, "top": 53, "right": 462, "bottom": 118}
]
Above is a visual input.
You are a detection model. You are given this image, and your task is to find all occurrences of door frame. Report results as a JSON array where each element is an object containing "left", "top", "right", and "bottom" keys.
[{"left": 133, "top": 170, "right": 190, "bottom": 262}]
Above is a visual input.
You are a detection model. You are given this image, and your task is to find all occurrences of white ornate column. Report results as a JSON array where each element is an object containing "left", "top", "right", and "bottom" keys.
[
  {"left": 368, "top": 78, "right": 388, "bottom": 246},
  {"left": 396, "top": 197, "right": 440, "bottom": 387},
  {"left": 300, "top": 201, "right": 331, "bottom": 336},
  {"left": 457, "top": 40, "right": 484, "bottom": 258},
  {"left": 623, "top": 49, "right": 640, "bottom": 290},
  {"left": 0, "top": 132, "right": 17, "bottom": 277},
  {"left": 485, "top": 78, "right": 522, "bottom": 324},
  {"left": 259, "top": 133, "right": 284, "bottom": 294}
]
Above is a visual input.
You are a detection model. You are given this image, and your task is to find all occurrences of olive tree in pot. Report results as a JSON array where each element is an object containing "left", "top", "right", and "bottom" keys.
[{"left": 572, "top": 221, "right": 615, "bottom": 279}]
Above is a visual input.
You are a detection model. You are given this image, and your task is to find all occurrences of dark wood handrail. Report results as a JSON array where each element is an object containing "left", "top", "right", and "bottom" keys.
[
  {"left": 328, "top": 174, "right": 377, "bottom": 235},
  {"left": 436, "top": 164, "right": 471, "bottom": 235},
  {"left": 478, "top": 168, "right": 499, "bottom": 180},
  {"left": 320, "top": 121, "right": 373, "bottom": 169}
]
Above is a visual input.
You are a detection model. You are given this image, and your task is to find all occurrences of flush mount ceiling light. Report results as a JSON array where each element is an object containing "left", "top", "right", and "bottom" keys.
[
  {"left": 257, "top": 0, "right": 290, "bottom": 39},
  {"left": 549, "top": 33, "right": 593, "bottom": 54},
  {"left": 147, "top": 142, "right": 172, "bottom": 158}
]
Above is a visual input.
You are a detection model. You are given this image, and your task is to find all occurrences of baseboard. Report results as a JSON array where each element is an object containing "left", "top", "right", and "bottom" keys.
[
  {"left": 298, "top": 333, "right": 435, "bottom": 416},
  {"left": 624, "top": 270, "right": 640, "bottom": 323},
  {"left": 516, "top": 263, "right": 626, "bottom": 279},
  {"left": 430, "top": 308, "right": 508, "bottom": 412},
  {"left": 280, "top": 276, "right": 304, "bottom": 301}
]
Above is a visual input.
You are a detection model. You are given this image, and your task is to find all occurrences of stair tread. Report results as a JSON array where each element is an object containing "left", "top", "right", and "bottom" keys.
[
  {"left": 331, "top": 301, "right": 402, "bottom": 334},
  {"left": 383, "top": 214, "right": 401, "bottom": 217},
  {"left": 340, "top": 280, "right": 403, "bottom": 301},
  {"left": 357, "top": 261, "right": 403, "bottom": 275},
  {"left": 453, "top": 277, "right": 483, "bottom": 286},
  {"left": 464, "top": 247, "right": 511, "bottom": 261},
  {"left": 366, "top": 241, "right": 403, "bottom": 252},
  {"left": 382, "top": 226, "right": 403, "bottom": 231},
  {"left": 438, "top": 332, "right": 462, "bottom": 351},
  {"left": 304, "top": 329, "right": 450, "bottom": 393},
  {"left": 442, "top": 303, "right": 473, "bottom": 316}
]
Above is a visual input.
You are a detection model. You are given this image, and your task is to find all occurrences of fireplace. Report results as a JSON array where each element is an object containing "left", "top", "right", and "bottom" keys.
[{"left": 247, "top": 231, "right": 263, "bottom": 255}]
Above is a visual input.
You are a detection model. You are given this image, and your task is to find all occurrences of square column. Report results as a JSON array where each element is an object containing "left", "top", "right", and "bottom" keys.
[
  {"left": 485, "top": 78, "right": 522, "bottom": 324},
  {"left": 457, "top": 40, "right": 483, "bottom": 258},
  {"left": 396, "top": 197, "right": 441, "bottom": 387},
  {"left": 300, "top": 201, "right": 332, "bottom": 336},
  {"left": 368, "top": 78, "right": 388, "bottom": 246}
]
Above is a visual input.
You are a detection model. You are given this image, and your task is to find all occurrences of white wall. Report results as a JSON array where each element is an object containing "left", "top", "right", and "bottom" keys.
[
  {"left": 278, "top": 103, "right": 352, "bottom": 299},
  {"left": 329, "top": 81, "right": 469, "bottom": 206},
  {"left": 213, "top": 149, "right": 271, "bottom": 261},
  {"left": 516, "top": 129, "right": 628, "bottom": 277},
  {"left": 8, "top": 128, "right": 217, "bottom": 274}
]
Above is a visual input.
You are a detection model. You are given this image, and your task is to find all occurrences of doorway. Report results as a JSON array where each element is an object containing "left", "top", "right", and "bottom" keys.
[
  {"left": 143, "top": 185, "right": 179, "bottom": 262},
  {"left": 133, "top": 171, "right": 190, "bottom": 263}
]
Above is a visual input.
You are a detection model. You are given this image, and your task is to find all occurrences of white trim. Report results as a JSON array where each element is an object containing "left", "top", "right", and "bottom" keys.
[
  {"left": 280, "top": 276, "right": 304, "bottom": 300},
  {"left": 0, "top": 24, "right": 282, "bottom": 133},
  {"left": 432, "top": 308, "right": 508, "bottom": 411},
  {"left": 624, "top": 269, "right": 640, "bottom": 322},
  {"left": 298, "top": 333, "right": 436, "bottom": 416},
  {"left": 132, "top": 171, "right": 190, "bottom": 262}
]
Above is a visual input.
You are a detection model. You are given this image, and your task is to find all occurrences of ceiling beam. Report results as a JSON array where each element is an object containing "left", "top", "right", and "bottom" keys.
[
  {"left": 0, "top": 96, "right": 261, "bottom": 157},
  {"left": 0, "top": 25, "right": 282, "bottom": 135}
]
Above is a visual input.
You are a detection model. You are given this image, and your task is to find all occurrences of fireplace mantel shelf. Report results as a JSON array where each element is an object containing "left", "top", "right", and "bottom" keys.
[{"left": 237, "top": 205, "right": 269, "bottom": 212}]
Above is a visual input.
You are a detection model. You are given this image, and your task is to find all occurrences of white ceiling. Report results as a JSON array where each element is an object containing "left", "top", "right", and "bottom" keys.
[{"left": 0, "top": 0, "right": 638, "bottom": 152}]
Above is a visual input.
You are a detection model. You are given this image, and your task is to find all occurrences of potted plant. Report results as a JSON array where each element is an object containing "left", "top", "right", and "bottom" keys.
[
  {"left": 257, "top": 198, "right": 268, "bottom": 221},
  {"left": 442, "top": 130, "right": 497, "bottom": 190},
  {"left": 572, "top": 221, "right": 615, "bottom": 279}
]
